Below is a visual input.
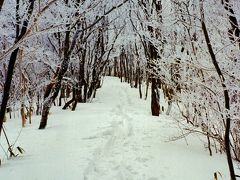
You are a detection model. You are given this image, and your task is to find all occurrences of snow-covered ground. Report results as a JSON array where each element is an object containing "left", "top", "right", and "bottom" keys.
[{"left": 0, "top": 77, "right": 239, "bottom": 180}]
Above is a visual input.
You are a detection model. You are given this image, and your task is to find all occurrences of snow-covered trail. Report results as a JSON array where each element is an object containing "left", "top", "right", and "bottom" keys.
[{"left": 0, "top": 77, "right": 238, "bottom": 180}]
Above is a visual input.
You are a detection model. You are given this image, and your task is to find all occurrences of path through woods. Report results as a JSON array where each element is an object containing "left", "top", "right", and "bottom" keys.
[{"left": 0, "top": 77, "right": 237, "bottom": 180}]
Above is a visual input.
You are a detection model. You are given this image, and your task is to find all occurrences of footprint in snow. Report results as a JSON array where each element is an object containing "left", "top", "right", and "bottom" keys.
[
  {"left": 135, "top": 157, "right": 149, "bottom": 163},
  {"left": 148, "top": 177, "right": 159, "bottom": 180}
]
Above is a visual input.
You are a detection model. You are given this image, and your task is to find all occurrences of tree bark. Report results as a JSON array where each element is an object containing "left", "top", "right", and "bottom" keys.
[
  {"left": 62, "top": 87, "right": 76, "bottom": 110},
  {"left": 0, "top": 0, "right": 4, "bottom": 12},
  {"left": 151, "top": 78, "right": 160, "bottom": 116}
]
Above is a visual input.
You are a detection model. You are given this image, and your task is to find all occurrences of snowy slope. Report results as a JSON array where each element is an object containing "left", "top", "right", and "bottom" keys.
[{"left": 0, "top": 77, "right": 239, "bottom": 180}]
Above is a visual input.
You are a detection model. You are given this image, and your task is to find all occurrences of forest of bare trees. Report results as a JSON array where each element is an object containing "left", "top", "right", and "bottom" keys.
[{"left": 0, "top": 0, "right": 240, "bottom": 179}]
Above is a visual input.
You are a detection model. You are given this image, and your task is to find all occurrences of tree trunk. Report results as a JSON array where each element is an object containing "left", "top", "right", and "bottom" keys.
[
  {"left": 58, "top": 87, "right": 65, "bottom": 106},
  {"left": 0, "top": 0, "right": 5, "bottom": 12},
  {"left": 36, "top": 92, "right": 41, "bottom": 115},
  {"left": 20, "top": 104, "right": 26, "bottom": 127},
  {"left": 151, "top": 78, "right": 160, "bottom": 116},
  {"left": 62, "top": 87, "right": 76, "bottom": 110},
  {"left": 39, "top": 82, "right": 61, "bottom": 129},
  {"left": 114, "top": 57, "right": 117, "bottom": 77},
  {"left": 0, "top": 48, "right": 19, "bottom": 136},
  {"left": 139, "top": 72, "right": 142, "bottom": 99},
  {"left": 120, "top": 57, "right": 123, "bottom": 82},
  {"left": 39, "top": 99, "right": 51, "bottom": 129}
]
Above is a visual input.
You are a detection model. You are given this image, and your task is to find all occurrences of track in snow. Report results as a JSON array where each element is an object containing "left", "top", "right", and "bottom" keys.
[
  {"left": 0, "top": 77, "right": 236, "bottom": 180},
  {"left": 83, "top": 81, "right": 135, "bottom": 180}
]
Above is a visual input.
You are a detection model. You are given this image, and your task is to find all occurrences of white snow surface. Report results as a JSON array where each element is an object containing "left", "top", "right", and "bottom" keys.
[{"left": 0, "top": 77, "right": 239, "bottom": 180}]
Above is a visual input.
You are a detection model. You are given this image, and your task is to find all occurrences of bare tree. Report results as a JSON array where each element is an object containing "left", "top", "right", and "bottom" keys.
[
  {"left": 0, "top": 0, "right": 35, "bottom": 136},
  {"left": 39, "top": 0, "right": 129, "bottom": 129},
  {"left": 199, "top": 1, "right": 235, "bottom": 179}
]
